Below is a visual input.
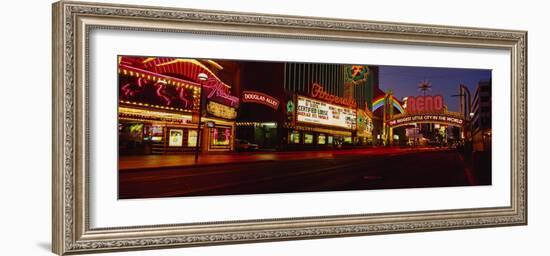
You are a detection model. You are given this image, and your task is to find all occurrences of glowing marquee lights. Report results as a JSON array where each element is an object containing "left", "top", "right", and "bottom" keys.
[
  {"left": 118, "top": 66, "right": 201, "bottom": 91},
  {"left": 296, "top": 96, "right": 357, "bottom": 129},
  {"left": 206, "top": 101, "right": 237, "bottom": 120},
  {"left": 119, "top": 68, "right": 197, "bottom": 110},
  {"left": 118, "top": 107, "right": 193, "bottom": 124}
]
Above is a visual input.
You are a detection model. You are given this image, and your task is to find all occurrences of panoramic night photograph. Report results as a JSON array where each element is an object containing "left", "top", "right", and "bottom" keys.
[{"left": 117, "top": 56, "right": 492, "bottom": 199}]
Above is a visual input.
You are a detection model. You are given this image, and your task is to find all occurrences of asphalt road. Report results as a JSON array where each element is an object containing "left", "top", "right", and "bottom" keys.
[{"left": 119, "top": 148, "right": 489, "bottom": 199}]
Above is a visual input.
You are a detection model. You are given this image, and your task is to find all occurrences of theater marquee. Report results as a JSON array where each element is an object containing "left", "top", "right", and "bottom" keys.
[{"left": 296, "top": 96, "right": 357, "bottom": 129}]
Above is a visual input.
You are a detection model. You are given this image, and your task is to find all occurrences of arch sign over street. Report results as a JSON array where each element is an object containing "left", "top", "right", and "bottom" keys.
[
  {"left": 242, "top": 91, "right": 280, "bottom": 110},
  {"left": 388, "top": 113, "right": 464, "bottom": 127},
  {"left": 387, "top": 95, "right": 465, "bottom": 128}
]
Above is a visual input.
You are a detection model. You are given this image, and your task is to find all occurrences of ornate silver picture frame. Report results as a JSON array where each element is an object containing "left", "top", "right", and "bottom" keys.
[{"left": 52, "top": 1, "right": 527, "bottom": 255}]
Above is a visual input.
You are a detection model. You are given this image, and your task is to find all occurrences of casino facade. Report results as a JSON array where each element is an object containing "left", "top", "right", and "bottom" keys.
[
  {"left": 117, "top": 56, "right": 240, "bottom": 155},
  {"left": 234, "top": 61, "right": 379, "bottom": 150}
]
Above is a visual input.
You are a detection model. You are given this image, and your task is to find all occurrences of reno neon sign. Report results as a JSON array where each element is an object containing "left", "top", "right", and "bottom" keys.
[{"left": 406, "top": 95, "right": 444, "bottom": 114}]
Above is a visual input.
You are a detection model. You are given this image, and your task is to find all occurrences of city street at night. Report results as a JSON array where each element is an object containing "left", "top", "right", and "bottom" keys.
[
  {"left": 116, "top": 56, "right": 493, "bottom": 200},
  {"left": 119, "top": 147, "right": 490, "bottom": 199}
]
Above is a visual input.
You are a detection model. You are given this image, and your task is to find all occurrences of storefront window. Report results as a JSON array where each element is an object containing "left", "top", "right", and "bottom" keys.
[
  {"left": 290, "top": 131, "right": 301, "bottom": 144},
  {"left": 145, "top": 125, "right": 163, "bottom": 142},
  {"left": 168, "top": 129, "right": 184, "bottom": 147},
  {"left": 121, "top": 123, "right": 144, "bottom": 142},
  {"left": 304, "top": 133, "right": 314, "bottom": 144},
  {"left": 210, "top": 127, "right": 231, "bottom": 146},
  {"left": 318, "top": 134, "right": 326, "bottom": 145},
  {"left": 344, "top": 137, "right": 352, "bottom": 144},
  {"left": 188, "top": 130, "right": 198, "bottom": 147}
]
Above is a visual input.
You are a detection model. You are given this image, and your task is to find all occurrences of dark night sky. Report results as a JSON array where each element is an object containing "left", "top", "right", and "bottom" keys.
[{"left": 378, "top": 66, "right": 491, "bottom": 112}]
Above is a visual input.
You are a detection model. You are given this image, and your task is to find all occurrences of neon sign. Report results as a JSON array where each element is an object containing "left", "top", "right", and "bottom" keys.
[
  {"left": 388, "top": 113, "right": 464, "bottom": 127},
  {"left": 119, "top": 76, "right": 194, "bottom": 110},
  {"left": 310, "top": 83, "right": 357, "bottom": 108},
  {"left": 242, "top": 91, "right": 280, "bottom": 110},
  {"left": 155, "top": 80, "right": 172, "bottom": 106},
  {"left": 345, "top": 65, "right": 369, "bottom": 85},
  {"left": 406, "top": 95, "right": 444, "bottom": 113},
  {"left": 356, "top": 109, "right": 373, "bottom": 137},
  {"left": 206, "top": 101, "right": 237, "bottom": 120},
  {"left": 372, "top": 95, "right": 405, "bottom": 114},
  {"left": 121, "top": 77, "right": 146, "bottom": 97},
  {"left": 211, "top": 127, "right": 231, "bottom": 146},
  {"left": 297, "top": 96, "right": 357, "bottom": 129},
  {"left": 203, "top": 77, "right": 239, "bottom": 107}
]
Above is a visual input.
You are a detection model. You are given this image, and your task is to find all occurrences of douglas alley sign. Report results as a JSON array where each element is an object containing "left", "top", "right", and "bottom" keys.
[{"left": 242, "top": 91, "right": 280, "bottom": 110}]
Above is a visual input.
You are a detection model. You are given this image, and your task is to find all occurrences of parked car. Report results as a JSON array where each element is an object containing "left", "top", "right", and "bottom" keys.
[{"left": 235, "top": 139, "right": 259, "bottom": 151}]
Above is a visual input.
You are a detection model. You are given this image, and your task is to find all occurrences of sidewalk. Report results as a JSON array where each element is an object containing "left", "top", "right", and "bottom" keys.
[{"left": 119, "top": 147, "right": 447, "bottom": 170}]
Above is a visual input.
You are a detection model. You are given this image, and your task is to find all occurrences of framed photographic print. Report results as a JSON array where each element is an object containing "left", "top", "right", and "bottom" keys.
[{"left": 52, "top": 1, "right": 527, "bottom": 255}]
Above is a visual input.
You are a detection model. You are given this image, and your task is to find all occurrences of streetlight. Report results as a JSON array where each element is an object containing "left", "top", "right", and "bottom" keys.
[
  {"left": 469, "top": 112, "right": 475, "bottom": 137},
  {"left": 412, "top": 123, "right": 418, "bottom": 147},
  {"left": 198, "top": 73, "right": 208, "bottom": 82},
  {"left": 194, "top": 73, "right": 208, "bottom": 163},
  {"left": 451, "top": 84, "right": 472, "bottom": 144}
]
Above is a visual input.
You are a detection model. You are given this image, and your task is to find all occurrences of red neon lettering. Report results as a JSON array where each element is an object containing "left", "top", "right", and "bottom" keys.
[
  {"left": 416, "top": 97, "right": 424, "bottom": 112},
  {"left": 406, "top": 95, "right": 445, "bottom": 113},
  {"left": 433, "top": 95, "right": 443, "bottom": 111},
  {"left": 310, "top": 83, "right": 357, "bottom": 108},
  {"left": 407, "top": 96, "right": 415, "bottom": 113},
  {"left": 424, "top": 96, "right": 432, "bottom": 112}
]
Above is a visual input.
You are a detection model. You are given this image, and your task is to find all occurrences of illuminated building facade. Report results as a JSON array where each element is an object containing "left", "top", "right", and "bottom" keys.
[
  {"left": 285, "top": 63, "right": 377, "bottom": 148},
  {"left": 234, "top": 62, "right": 379, "bottom": 150},
  {"left": 117, "top": 56, "right": 239, "bottom": 155},
  {"left": 118, "top": 57, "right": 382, "bottom": 154},
  {"left": 117, "top": 56, "right": 488, "bottom": 156},
  {"left": 232, "top": 61, "right": 285, "bottom": 149},
  {"left": 285, "top": 64, "right": 378, "bottom": 148}
]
